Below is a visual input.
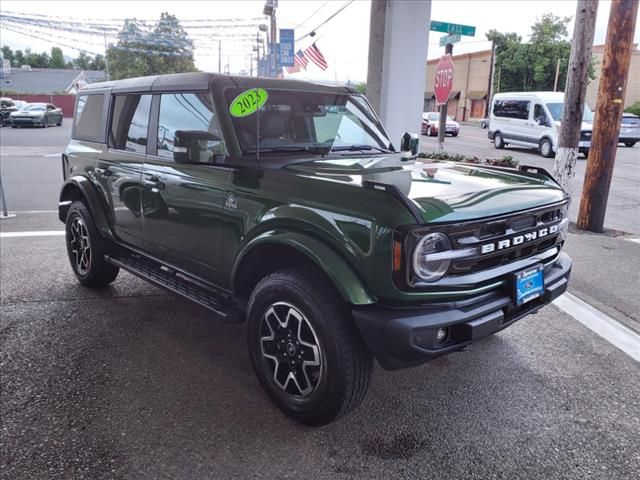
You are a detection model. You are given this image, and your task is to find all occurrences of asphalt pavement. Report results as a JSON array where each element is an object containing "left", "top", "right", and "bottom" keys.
[{"left": 1, "top": 124, "right": 639, "bottom": 480}]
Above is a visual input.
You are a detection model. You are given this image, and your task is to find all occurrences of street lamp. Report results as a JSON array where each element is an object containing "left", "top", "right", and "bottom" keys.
[{"left": 256, "top": 24, "right": 267, "bottom": 77}]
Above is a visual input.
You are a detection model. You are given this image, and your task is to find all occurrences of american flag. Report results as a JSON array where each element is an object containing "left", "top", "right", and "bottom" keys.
[
  {"left": 285, "top": 50, "right": 308, "bottom": 74},
  {"left": 304, "top": 43, "right": 328, "bottom": 71}
]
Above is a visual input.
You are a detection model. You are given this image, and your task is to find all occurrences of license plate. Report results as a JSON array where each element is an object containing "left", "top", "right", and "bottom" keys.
[
  {"left": 578, "top": 141, "right": 590, "bottom": 148},
  {"left": 514, "top": 264, "right": 544, "bottom": 306}
]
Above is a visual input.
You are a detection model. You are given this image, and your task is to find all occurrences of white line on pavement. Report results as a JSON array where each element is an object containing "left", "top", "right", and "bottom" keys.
[
  {"left": 1, "top": 231, "right": 65, "bottom": 238},
  {"left": 553, "top": 292, "right": 640, "bottom": 362},
  {"left": 43, "top": 153, "right": 62, "bottom": 157},
  {"left": 625, "top": 237, "right": 640, "bottom": 244},
  {"left": 14, "top": 210, "right": 59, "bottom": 214}
]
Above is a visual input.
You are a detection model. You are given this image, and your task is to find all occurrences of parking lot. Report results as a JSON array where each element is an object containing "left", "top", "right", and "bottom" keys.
[{"left": 1, "top": 123, "right": 639, "bottom": 480}]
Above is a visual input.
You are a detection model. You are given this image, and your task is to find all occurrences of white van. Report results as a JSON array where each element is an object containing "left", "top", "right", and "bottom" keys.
[{"left": 488, "top": 92, "right": 594, "bottom": 158}]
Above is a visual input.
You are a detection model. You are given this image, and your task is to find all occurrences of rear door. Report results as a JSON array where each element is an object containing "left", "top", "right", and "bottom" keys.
[{"left": 95, "top": 94, "right": 152, "bottom": 249}]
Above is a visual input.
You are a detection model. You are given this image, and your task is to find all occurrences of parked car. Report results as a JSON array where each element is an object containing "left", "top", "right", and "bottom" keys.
[
  {"left": 619, "top": 113, "right": 639, "bottom": 147},
  {"left": 480, "top": 118, "right": 489, "bottom": 129},
  {"left": 488, "top": 92, "right": 594, "bottom": 158},
  {"left": 13, "top": 100, "right": 28, "bottom": 111},
  {"left": 9, "top": 102, "right": 63, "bottom": 128},
  {"left": 59, "top": 73, "right": 572, "bottom": 426},
  {"left": 0, "top": 97, "right": 18, "bottom": 127},
  {"left": 421, "top": 111, "right": 459, "bottom": 136}
]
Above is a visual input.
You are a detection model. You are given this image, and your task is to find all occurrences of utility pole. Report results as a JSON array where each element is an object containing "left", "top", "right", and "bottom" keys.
[
  {"left": 103, "top": 30, "right": 110, "bottom": 80},
  {"left": 437, "top": 42, "right": 453, "bottom": 151},
  {"left": 485, "top": 40, "right": 496, "bottom": 119},
  {"left": 577, "top": 0, "right": 639, "bottom": 232},
  {"left": 553, "top": 57, "right": 561, "bottom": 91},
  {"left": 552, "top": 0, "right": 598, "bottom": 197},
  {"left": 218, "top": 40, "right": 222, "bottom": 74}
]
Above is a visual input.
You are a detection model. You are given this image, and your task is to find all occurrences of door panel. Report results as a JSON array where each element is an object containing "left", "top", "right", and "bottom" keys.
[{"left": 95, "top": 94, "right": 152, "bottom": 249}]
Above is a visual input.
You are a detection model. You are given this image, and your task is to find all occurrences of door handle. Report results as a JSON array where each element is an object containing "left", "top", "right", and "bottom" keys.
[
  {"left": 95, "top": 167, "right": 112, "bottom": 177},
  {"left": 143, "top": 176, "right": 165, "bottom": 190}
]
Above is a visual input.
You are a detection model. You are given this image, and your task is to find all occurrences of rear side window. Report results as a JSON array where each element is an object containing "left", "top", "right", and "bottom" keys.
[
  {"left": 622, "top": 116, "right": 639, "bottom": 125},
  {"left": 109, "top": 94, "right": 152, "bottom": 153},
  {"left": 73, "top": 94, "right": 105, "bottom": 143},
  {"left": 493, "top": 100, "right": 530, "bottom": 120},
  {"left": 156, "top": 92, "right": 222, "bottom": 161}
]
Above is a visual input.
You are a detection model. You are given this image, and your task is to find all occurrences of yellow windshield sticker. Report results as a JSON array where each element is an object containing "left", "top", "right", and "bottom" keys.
[{"left": 229, "top": 88, "right": 268, "bottom": 117}]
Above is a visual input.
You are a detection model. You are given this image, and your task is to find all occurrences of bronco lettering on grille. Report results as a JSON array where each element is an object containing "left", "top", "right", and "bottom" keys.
[{"left": 480, "top": 224, "right": 559, "bottom": 254}]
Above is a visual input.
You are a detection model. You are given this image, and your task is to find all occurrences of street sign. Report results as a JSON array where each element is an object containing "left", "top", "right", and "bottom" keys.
[
  {"left": 439, "top": 33, "right": 461, "bottom": 47},
  {"left": 430, "top": 21, "right": 476, "bottom": 37},
  {"left": 279, "top": 29, "right": 295, "bottom": 67},
  {"left": 434, "top": 54, "right": 454, "bottom": 105}
]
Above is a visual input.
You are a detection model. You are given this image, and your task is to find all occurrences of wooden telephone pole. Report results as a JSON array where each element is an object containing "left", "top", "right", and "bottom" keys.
[
  {"left": 577, "top": 0, "right": 639, "bottom": 232},
  {"left": 552, "top": 0, "right": 598, "bottom": 197}
]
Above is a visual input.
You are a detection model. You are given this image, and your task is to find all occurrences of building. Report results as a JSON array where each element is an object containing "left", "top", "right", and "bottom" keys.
[
  {"left": 0, "top": 68, "right": 106, "bottom": 95},
  {"left": 586, "top": 44, "right": 640, "bottom": 110},
  {"left": 425, "top": 44, "right": 640, "bottom": 122},
  {"left": 425, "top": 49, "right": 492, "bottom": 121}
]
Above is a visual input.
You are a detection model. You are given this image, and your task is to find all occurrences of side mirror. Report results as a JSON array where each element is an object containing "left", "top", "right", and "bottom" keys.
[
  {"left": 400, "top": 132, "right": 419, "bottom": 155},
  {"left": 173, "top": 130, "right": 225, "bottom": 164}
]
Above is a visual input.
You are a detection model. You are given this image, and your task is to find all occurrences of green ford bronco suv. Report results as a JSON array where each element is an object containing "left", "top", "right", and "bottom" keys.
[{"left": 60, "top": 73, "right": 572, "bottom": 426}]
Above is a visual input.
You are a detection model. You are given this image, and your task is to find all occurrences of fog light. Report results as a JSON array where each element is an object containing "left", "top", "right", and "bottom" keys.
[{"left": 436, "top": 327, "right": 448, "bottom": 343}]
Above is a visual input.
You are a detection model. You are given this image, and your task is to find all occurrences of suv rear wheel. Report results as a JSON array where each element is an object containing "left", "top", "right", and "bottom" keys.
[
  {"left": 246, "top": 268, "right": 373, "bottom": 426},
  {"left": 65, "top": 201, "right": 119, "bottom": 287}
]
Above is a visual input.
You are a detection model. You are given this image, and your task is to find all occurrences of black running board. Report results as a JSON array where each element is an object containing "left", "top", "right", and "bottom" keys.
[{"left": 105, "top": 252, "right": 243, "bottom": 324}]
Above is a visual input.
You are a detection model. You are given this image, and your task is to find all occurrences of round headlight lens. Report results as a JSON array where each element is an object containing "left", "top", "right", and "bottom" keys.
[{"left": 412, "top": 232, "right": 452, "bottom": 282}]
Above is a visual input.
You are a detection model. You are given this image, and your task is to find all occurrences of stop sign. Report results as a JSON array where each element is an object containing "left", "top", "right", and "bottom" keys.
[{"left": 434, "top": 54, "right": 454, "bottom": 105}]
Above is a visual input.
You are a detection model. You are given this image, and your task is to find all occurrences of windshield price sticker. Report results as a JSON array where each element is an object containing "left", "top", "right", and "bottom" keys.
[{"left": 229, "top": 88, "right": 268, "bottom": 117}]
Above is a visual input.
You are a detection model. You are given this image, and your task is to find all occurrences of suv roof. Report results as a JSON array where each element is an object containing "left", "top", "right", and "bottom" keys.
[{"left": 80, "top": 72, "right": 358, "bottom": 96}]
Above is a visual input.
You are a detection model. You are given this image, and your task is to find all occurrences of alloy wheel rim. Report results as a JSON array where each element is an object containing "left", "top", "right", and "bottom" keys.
[
  {"left": 259, "top": 302, "right": 322, "bottom": 398},
  {"left": 542, "top": 141, "right": 550, "bottom": 156},
  {"left": 69, "top": 216, "right": 91, "bottom": 275}
]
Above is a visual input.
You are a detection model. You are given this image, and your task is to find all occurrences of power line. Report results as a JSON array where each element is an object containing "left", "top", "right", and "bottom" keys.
[
  {"left": 295, "top": 0, "right": 354, "bottom": 42},
  {"left": 293, "top": 1, "right": 330, "bottom": 29}
]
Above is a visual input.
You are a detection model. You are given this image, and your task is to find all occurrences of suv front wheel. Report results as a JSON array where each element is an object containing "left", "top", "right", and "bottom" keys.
[
  {"left": 65, "top": 201, "right": 119, "bottom": 287},
  {"left": 247, "top": 268, "right": 373, "bottom": 426}
]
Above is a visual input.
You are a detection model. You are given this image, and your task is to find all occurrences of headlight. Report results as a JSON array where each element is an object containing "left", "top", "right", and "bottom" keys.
[{"left": 412, "top": 232, "right": 452, "bottom": 282}]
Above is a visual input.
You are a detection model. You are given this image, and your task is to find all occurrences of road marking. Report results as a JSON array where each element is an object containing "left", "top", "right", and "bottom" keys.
[
  {"left": 43, "top": 153, "right": 62, "bottom": 157},
  {"left": 625, "top": 237, "right": 640, "bottom": 244},
  {"left": 14, "top": 210, "right": 58, "bottom": 214},
  {"left": 0, "top": 230, "right": 65, "bottom": 238},
  {"left": 553, "top": 292, "right": 640, "bottom": 362}
]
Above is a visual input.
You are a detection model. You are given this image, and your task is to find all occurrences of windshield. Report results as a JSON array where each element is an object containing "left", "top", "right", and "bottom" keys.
[
  {"left": 224, "top": 88, "right": 392, "bottom": 159},
  {"left": 24, "top": 104, "right": 46, "bottom": 111},
  {"left": 546, "top": 102, "right": 594, "bottom": 123}
]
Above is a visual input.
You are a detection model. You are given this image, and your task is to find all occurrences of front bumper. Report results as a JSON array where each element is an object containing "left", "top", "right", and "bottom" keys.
[
  {"left": 353, "top": 252, "right": 572, "bottom": 370},
  {"left": 10, "top": 117, "right": 44, "bottom": 126}
]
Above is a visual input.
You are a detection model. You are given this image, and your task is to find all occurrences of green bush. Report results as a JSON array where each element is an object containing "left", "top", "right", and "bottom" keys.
[
  {"left": 416, "top": 151, "right": 519, "bottom": 168},
  {"left": 624, "top": 101, "right": 640, "bottom": 117}
]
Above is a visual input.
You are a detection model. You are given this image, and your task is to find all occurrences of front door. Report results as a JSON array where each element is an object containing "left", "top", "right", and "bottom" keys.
[
  {"left": 95, "top": 93, "right": 152, "bottom": 249},
  {"left": 141, "top": 92, "right": 230, "bottom": 284}
]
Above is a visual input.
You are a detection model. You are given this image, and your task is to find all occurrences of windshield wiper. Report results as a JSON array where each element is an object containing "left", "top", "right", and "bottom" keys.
[{"left": 330, "top": 144, "right": 393, "bottom": 154}]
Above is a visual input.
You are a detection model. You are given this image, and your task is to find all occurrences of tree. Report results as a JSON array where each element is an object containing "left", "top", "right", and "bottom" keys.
[
  {"left": 487, "top": 14, "right": 596, "bottom": 93},
  {"left": 73, "top": 51, "right": 92, "bottom": 70},
  {"left": 50, "top": 47, "right": 66, "bottom": 69},
  {"left": 354, "top": 82, "right": 366, "bottom": 94},
  {"left": 107, "top": 13, "right": 197, "bottom": 80},
  {"left": 90, "top": 54, "right": 106, "bottom": 71},
  {"left": 23, "top": 48, "right": 50, "bottom": 68},
  {"left": 14, "top": 50, "right": 24, "bottom": 66},
  {"left": 1, "top": 46, "right": 14, "bottom": 65}
]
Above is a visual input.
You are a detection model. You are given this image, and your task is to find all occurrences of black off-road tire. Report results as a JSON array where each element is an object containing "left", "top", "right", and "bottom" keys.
[
  {"left": 57, "top": 117, "right": 63, "bottom": 126},
  {"left": 65, "top": 201, "right": 119, "bottom": 287},
  {"left": 624, "top": 141, "right": 636, "bottom": 147},
  {"left": 494, "top": 132, "right": 505, "bottom": 149},
  {"left": 247, "top": 267, "right": 373, "bottom": 426}
]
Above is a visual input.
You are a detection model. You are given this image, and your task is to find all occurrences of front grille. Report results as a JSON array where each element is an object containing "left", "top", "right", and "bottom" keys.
[
  {"left": 448, "top": 204, "right": 566, "bottom": 274},
  {"left": 579, "top": 131, "right": 592, "bottom": 141}
]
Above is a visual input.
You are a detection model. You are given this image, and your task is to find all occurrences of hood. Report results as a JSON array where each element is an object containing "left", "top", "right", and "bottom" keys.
[
  {"left": 554, "top": 120, "right": 593, "bottom": 131},
  {"left": 11, "top": 110, "right": 44, "bottom": 117},
  {"left": 287, "top": 155, "right": 567, "bottom": 223}
]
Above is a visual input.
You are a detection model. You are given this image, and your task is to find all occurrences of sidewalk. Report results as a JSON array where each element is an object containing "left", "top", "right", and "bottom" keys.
[{"left": 563, "top": 228, "right": 640, "bottom": 334}]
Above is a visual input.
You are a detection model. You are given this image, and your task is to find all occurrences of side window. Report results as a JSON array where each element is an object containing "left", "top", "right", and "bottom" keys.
[
  {"left": 109, "top": 94, "right": 152, "bottom": 153},
  {"left": 493, "top": 100, "right": 530, "bottom": 120},
  {"left": 156, "top": 92, "right": 222, "bottom": 161},
  {"left": 73, "top": 94, "right": 105, "bottom": 143}
]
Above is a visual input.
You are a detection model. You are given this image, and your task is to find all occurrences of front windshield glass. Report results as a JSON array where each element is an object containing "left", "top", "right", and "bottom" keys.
[
  {"left": 546, "top": 102, "right": 594, "bottom": 122},
  {"left": 25, "top": 104, "right": 45, "bottom": 111},
  {"left": 224, "top": 88, "right": 392, "bottom": 158}
]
